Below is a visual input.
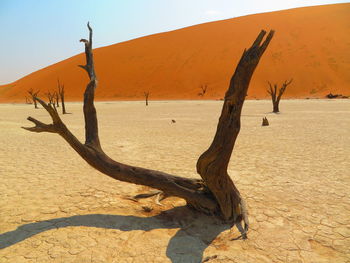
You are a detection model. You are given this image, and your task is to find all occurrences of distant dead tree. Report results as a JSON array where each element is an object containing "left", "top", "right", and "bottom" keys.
[
  {"left": 198, "top": 84, "right": 207, "bottom": 96},
  {"left": 23, "top": 24, "right": 274, "bottom": 239},
  {"left": 25, "top": 96, "right": 32, "bottom": 104},
  {"left": 267, "top": 79, "right": 293, "bottom": 113},
  {"left": 144, "top": 91, "right": 149, "bottom": 106},
  {"left": 27, "top": 88, "right": 40, "bottom": 109},
  {"left": 57, "top": 80, "right": 67, "bottom": 114},
  {"left": 45, "top": 91, "right": 55, "bottom": 106}
]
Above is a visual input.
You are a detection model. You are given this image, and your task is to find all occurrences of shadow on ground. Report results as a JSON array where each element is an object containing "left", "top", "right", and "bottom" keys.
[{"left": 0, "top": 206, "right": 240, "bottom": 263}]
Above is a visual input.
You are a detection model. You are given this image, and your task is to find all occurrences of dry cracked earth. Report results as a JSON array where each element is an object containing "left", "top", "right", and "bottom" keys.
[{"left": 0, "top": 100, "right": 349, "bottom": 262}]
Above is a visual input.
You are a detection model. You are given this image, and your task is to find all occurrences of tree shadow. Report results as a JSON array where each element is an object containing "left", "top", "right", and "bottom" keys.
[{"left": 0, "top": 206, "right": 241, "bottom": 262}]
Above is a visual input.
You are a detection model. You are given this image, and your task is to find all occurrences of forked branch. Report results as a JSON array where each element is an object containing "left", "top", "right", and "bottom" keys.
[
  {"left": 278, "top": 78, "right": 293, "bottom": 100},
  {"left": 79, "top": 22, "right": 95, "bottom": 80},
  {"left": 22, "top": 97, "right": 64, "bottom": 133},
  {"left": 23, "top": 23, "right": 218, "bottom": 214}
]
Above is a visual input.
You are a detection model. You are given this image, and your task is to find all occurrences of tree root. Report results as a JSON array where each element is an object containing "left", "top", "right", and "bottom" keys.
[
  {"left": 231, "top": 198, "right": 249, "bottom": 240},
  {"left": 240, "top": 198, "right": 249, "bottom": 235},
  {"left": 133, "top": 190, "right": 168, "bottom": 206}
]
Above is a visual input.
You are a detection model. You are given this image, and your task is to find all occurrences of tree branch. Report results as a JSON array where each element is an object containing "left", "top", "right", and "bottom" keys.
[
  {"left": 267, "top": 81, "right": 273, "bottom": 96},
  {"left": 22, "top": 117, "right": 57, "bottom": 133},
  {"left": 79, "top": 22, "right": 95, "bottom": 80},
  {"left": 277, "top": 78, "right": 293, "bottom": 102},
  {"left": 80, "top": 23, "right": 101, "bottom": 150},
  {"left": 284, "top": 78, "right": 293, "bottom": 86}
]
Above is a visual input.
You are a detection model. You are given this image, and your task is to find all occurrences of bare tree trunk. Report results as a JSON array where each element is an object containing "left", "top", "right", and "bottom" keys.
[
  {"left": 144, "top": 91, "right": 149, "bottom": 106},
  {"left": 273, "top": 100, "right": 279, "bottom": 113},
  {"left": 57, "top": 80, "right": 67, "bottom": 114},
  {"left": 23, "top": 24, "right": 274, "bottom": 234},
  {"left": 54, "top": 91, "right": 60, "bottom": 107},
  {"left": 267, "top": 79, "right": 292, "bottom": 113}
]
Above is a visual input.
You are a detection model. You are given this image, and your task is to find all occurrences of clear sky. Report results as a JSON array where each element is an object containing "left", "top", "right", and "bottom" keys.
[{"left": 0, "top": 0, "right": 348, "bottom": 84}]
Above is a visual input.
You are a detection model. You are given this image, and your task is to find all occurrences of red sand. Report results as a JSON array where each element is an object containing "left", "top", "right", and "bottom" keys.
[{"left": 0, "top": 3, "right": 349, "bottom": 102}]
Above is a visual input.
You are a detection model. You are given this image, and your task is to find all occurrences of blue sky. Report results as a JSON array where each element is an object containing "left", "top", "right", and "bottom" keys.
[{"left": 0, "top": 0, "right": 348, "bottom": 84}]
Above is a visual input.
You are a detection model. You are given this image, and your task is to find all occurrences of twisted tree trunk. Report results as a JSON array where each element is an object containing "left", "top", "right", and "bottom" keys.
[
  {"left": 196, "top": 30, "right": 274, "bottom": 222},
  {"left": 23, "top": 24, "right": 274, "bottom": 237}
]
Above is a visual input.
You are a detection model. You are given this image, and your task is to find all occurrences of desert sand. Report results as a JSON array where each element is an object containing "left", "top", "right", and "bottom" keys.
[
  {"left": 0, "top": 3, "right": 349, "bottom": 102},
  {"left": 0, "top": 99, "right": 349, "bottom": 262}
]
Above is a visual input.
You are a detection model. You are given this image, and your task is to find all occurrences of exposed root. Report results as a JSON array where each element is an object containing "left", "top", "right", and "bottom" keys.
[
  {"left": 240, "top": 198, "right": 249, "bottom": 234},
  {"left": 231, "top": 198, "right": 249, "bottom": 240},
  {"left": 155, "top": 192, "right": 166, "bottom": 206},
  {"left": 133, "top": 190, "right": 169, "bottom": 206}
]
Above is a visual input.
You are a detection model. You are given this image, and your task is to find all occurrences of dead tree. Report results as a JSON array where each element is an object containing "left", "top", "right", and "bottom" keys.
[
  {"left": 198, "top": 84, "right": 207, "bottom": 96},
  {"left": 25, "top": 96, "right": 32, "bottom": 104},
  {"left": 27, "top": 88, "right": 40, "bottom": 109},
  {"left": 144, "top": 91, "right": 149, "bottom": 106},
  {"left": 267, "top": 79, "right": 292, "bottom": 113},
  {"left": 45, "top": 91, "right": 55, "bottom": 106},
  {"left": 57, "top": 80, "right": 67, "bottom": 114},
  {"left": 23, "top": 24, "right": 274, "bottom": 237}
]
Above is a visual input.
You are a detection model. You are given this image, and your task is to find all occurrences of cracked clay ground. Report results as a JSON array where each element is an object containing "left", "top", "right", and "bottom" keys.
[{"left": 0, "top": 100, "right": 349, "bottom": 263}]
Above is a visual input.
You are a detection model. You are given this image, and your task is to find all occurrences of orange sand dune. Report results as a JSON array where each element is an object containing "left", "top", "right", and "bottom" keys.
[{"left": 0, "top": 3, "right": 349, "bottom": 102}]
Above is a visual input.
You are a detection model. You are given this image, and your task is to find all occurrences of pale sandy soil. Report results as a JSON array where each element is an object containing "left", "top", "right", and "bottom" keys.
[{"left": 0, "top": 99, "right": 349, "bottom": 263}]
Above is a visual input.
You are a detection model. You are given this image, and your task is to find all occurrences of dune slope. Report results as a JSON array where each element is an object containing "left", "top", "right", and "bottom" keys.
[{"left": 0, "top": 3, "right": 349, "bottom": 102}]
